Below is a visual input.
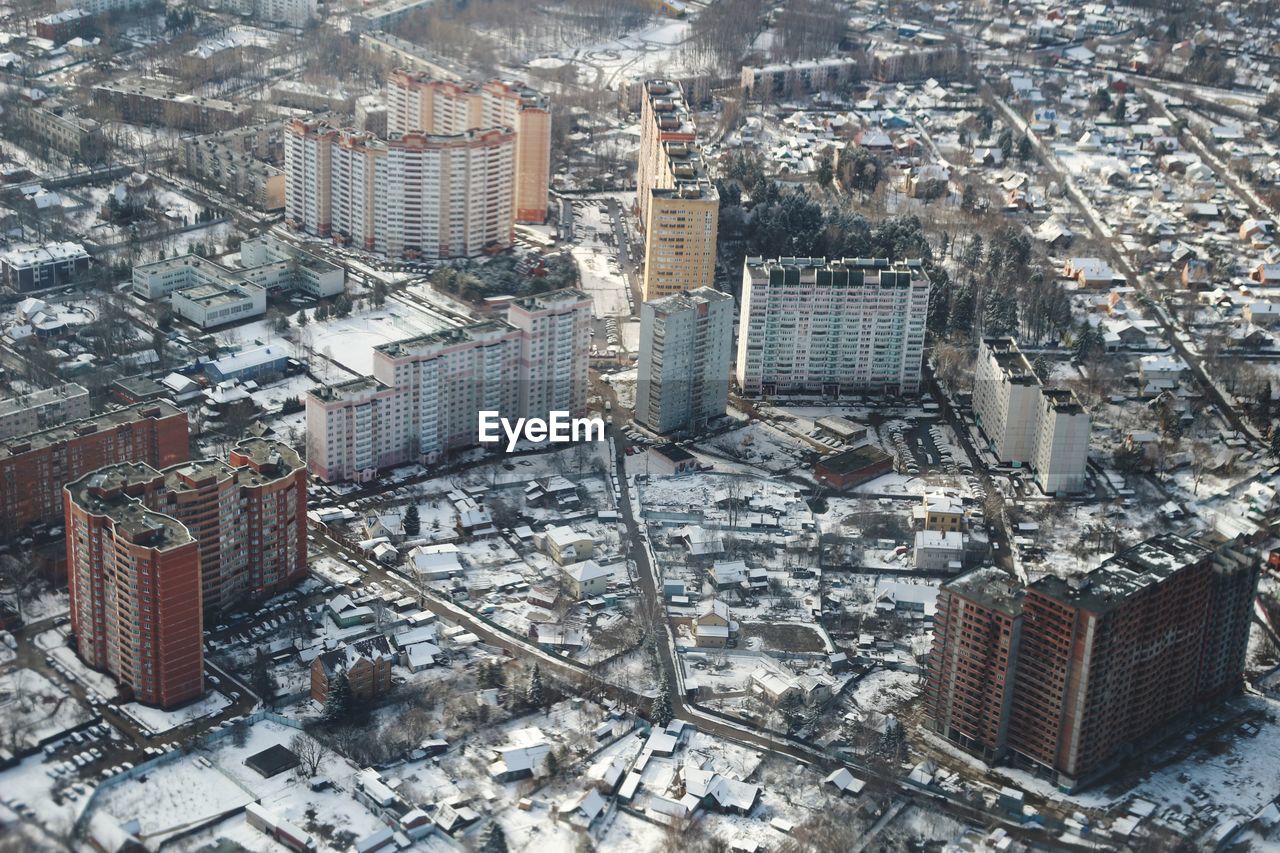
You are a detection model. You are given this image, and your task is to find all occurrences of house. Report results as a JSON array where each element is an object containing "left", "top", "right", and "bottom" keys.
[
  {"left": 1245, "top": 301, "right": 1280, "bottom": 326},
  {"left": 683, "top": 764, "right": 761, "bottom": 815},
  {"left": 310, "top": 635, "right": 395, "bottom": 702},
  {"left": 489, "top": 727, "right": 551, "bottom": 782},
  {"left": 693, "top": 599, "right": 733, "bottom": 647},
  {"left": 558, "top": 789, "right": 607, "bottom": 828},
  {"left": 326, "top": 594, "right": 374, "bottom": 627},
  {"left": 914, "top": 530, "right": 964, "bottom": 571},
  {"left": 922, "top": 493, "right": 964, "bottom": 532},
  {"left": 1181, "top": 258, "right": 1211, "bottom": 290},
  {"left": 407, "top": 543, "right": 463, "bottom": 580},
  {"left": 750, "top": 666, "right": 799, "bottom": 704},
  {"left": 525, "top": 476, "right": 580, "bottom": 509},
  {"left": 648, "top": 443, "right": 698, "bottom": 477},
  {"left": 1138, "top": 355, "right": 1185, "bottom": 394},
  {"left": 710, "top": 560, "right": 749, "bottom": 590},
  {"left": 1064, "top": 257, "right": 1117, "bottom": 288},
  {"left": 363, "top": 512, "right": 403, "bottom": 540},
  {"left": 559, "top": 559, "right": 612, "bottom": 599},
  {"left": 823, "top": 768, "right": 866, "bottom": 796},
  {"left": 543, "top": 526, "right": 593, "bottom": 565},
  {"left": 676, "top": 525, "right": 723, "bottom": 557},
  {"left": 1252, "top": 263, "right": 1280, "bottom": 285}
]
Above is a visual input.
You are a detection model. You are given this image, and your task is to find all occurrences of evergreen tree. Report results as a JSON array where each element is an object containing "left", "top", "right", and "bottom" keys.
[
  {"left": 480, "top": 822, "right": 509, "bottom": 853},
  {"left": 323, "top": 671, "right": 353, "bottom": 723},
  {"left": 403, "top": 504, "right": 421, "bottom": 537},
  {"left": 1270, "top": 428, "right": 1280, "bottom": 460},
  {"left": 1017, "top": 134, "right": 1033, "bottom": 161},
  {"left": 652, "top": 672, "right": 674, "bottom": 728},
  {"left": 296, "top": 308, "right": 308, "bottom": 327},
  {"left": 526, "top": 664, "right": 544, "bottom": 708},
  {"left": 816, "top": 154, "right": 833, "bottom": 188},
  {"left": 949, "top": 278, "right": 975, "bottom": 337},
  {"left": 983, "top": 291, "right": 1018, "bottom": 338},
  {"left": 1032, "top": 353, "right": 1049, "bottom": 382},
  {"left": 1074, "top": 323, "right": 1101, "bottom": 364},
  {"left": 997, "top": 128, "right": 1014, "bottom": 162}
]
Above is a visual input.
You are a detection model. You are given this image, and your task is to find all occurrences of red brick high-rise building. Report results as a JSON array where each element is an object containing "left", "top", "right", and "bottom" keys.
[
  {"left": 63, "top": 439, "right": 307, "bottom": 708},
  {"left": 924, "top": 534, "right": 1258, "bottom": 791},
  {"left": 0, "top": 402, "right": 189, "bottom": 540},
  {"left": 65, "top": 463, "right": 204, "bottom": 709}
]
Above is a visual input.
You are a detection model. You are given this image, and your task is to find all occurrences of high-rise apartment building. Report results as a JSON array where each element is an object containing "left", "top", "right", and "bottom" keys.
[
  {"left": 63, "top": 439, "right": 306, "bottom": 708},
  {"left": 387, "top": 71, "right": 551, "bottom": 224},
  {"left": 284, "top": 119, "right": 514, "bottom": 259},
  {"left": 973, "top": 338, "right": 1090, "bottom": 494},
  {"left": 64, "top": 464, "right": 203, "bottom": 709},
  {"left": 924, "top": 534, "right": 1258, "bottom": 791},
  {"left": 0, "top": 402, "right": 189, "bottom": 539},
  {"left": 636, "top": 287, "right": 734, "bottom": 435},
  {"left": 306, "top": 289, "right": 591, "bottom": 482},
  {"left": 162, "top": 439, "right": 308, "bottom": 612},
  {"left": 636, "top": 81, "right": 718, "bottom": 301},
  {"left": 736, "top": 257, "right": 930, "bottom": 398}
]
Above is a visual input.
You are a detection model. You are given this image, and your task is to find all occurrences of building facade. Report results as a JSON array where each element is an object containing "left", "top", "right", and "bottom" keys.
[
  {"left": 93, "top": 82, "right": 250, "bottom": 132},
  {"left": 133, "top": 236, "right": 342, "bottom": 307},
  {"left": 0, "top": 242, "right": 91, "bottom": 293},
  {"left": 636, "top": 287, "right": 733, "bottom": 435},
  {"left": 284, "top": 118, "right": 515, "bottom": 258},
  {"left": 306, "top": 289, "right": 591, "bottom": 482},
  {"left": 0, "top": 383, "right": 90, "bottom": 439},
  {"left": 973, "top": 338, "right": 1090, "bottom": 494},
  {"left": 63, "top": 439, "right": 305, "bottom": 707},
  {"left": 924, "top": 534, "right": 1259, "bottom": 791},
  {"left": 387, "top": 71, "right": 551, "bottom": 224},
  {"left": 636, "top": 81, "right": 718, "bottom": 301},
  {"left": 0, "top": 402, "right": 189, "bottom": 539},
  {"left": 64, "top": 464, "right": 203, "bottom": 709},
  {"left": 736, "top": 257, "right": 930, "bottom": 397}
]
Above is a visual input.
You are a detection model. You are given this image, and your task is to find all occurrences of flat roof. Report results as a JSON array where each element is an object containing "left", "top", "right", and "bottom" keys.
[
  {"left": 0, "top": 401, "right": 181, "bottom": 460},
  {"left": 1031, "top": 533, "right": 1210, "bottom": 614},
  {"left": 816, "top": 444, "right": 892, "bottom": 475}
]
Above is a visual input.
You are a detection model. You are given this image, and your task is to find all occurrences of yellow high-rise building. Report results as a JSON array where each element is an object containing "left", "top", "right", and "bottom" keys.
[{"left": 637, "top": 80, "right": 719, "bottom": 301}]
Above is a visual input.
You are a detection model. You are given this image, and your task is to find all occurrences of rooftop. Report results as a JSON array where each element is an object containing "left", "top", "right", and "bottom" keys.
[{"left": 0, "top": 402, "right": 182, "bottom": 461}]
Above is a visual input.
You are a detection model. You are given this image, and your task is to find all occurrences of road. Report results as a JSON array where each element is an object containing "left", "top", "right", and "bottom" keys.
[{"left": 983, "top": 83, "right": 1262, "bottom": 447}]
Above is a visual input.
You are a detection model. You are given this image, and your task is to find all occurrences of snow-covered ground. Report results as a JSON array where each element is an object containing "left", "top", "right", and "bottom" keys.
[{"left": 120, "top": 691, "right": 232, "bottom": 736}]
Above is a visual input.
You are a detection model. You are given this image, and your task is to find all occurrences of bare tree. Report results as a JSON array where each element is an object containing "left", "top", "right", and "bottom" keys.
[
  {"left": 291, "top": 733, "right": 330, "bottom": 778},
  {"left": 0, "top": 552, "right": 43, "bottom": 623}
]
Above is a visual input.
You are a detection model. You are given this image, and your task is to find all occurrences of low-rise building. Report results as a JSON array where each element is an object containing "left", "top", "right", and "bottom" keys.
[
  {"left": 913, "top": 529, "right": 965, "bottom": 571},
  {"left": 559, "top": 559, "right": 611, "bottom": 599},
  {"left": 171, "top": 280, "right": 266, "bottom": 329},
  {"left": 311, "top": 635, "right": 395, "bottom": 703},
  {"left": 693, "top": 599, "right": 732, "bottom": 647},
  {"left": 93, "top": 81, "right": 251, "bottom": 132},
  {"left": 814, "top": 445, "right": 894, "bottom": 491},
  {"left": 922, "top": 493, "right": 964, "bottom": 533},
  {"left": 647, "top": 443, "right": 698, "bottom": 477},
  {"left": 543, "top": 526, "right": 593, "bottom": 565},
  {"left": 0, "top": 242, "right": 91, "bottom": 293}
]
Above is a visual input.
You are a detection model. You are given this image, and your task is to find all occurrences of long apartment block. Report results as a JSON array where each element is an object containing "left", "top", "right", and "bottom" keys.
[
  {"left": 284, "top": 118, "right": 515, "bottom": 259},
  {"left": 387, "top": 71, "right": 551, "bottom": 224},
  {"left": 0, "top": 382, "right": 90, "bottom": 439},
  {"left": 736, "top": 257, "right": 930, "bottom": 397},
  {"left": 973, "top": 337, "right": 1090, "bottom": 495},
  {"left": 0, "top": 401, "right": 189, "bottom": 539},
  {"left": 924, "top": 533, "right": 1258, "bottom": 791},
  {"left": 636, "top": 80, "right": 719, "bottom": 301},
  {"left": 306, "top": 289, "right": 591, "bottom": 482}
]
